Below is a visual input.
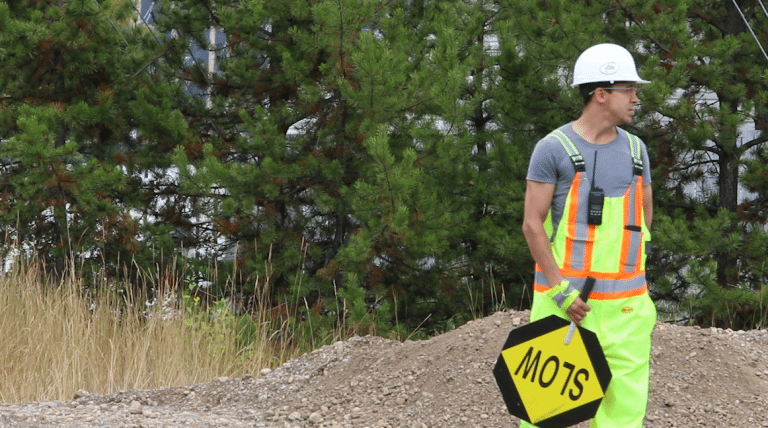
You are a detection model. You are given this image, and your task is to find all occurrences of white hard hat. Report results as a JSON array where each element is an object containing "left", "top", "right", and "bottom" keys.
[{"left": 571, "top": 43, "right": 650, "bottom": 87}]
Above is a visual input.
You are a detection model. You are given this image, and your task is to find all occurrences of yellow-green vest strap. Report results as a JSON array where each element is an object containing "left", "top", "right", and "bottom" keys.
[
  {"left": 625, "top": 129, "right": 644, "bottom": 176},
  {"left": 550, "top": 130, "right": 586, "bottom": 172}
]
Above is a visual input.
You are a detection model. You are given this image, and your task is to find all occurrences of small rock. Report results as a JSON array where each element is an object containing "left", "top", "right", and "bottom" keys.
[
  {"left": 128, "top": 400, "right": 143, "bottom": 415},
  {"left": 308, "top": 412, "right": 323, "bottom": 424},
  {"left": 73, "top": 389, "right": 90, "bottom": 400}
]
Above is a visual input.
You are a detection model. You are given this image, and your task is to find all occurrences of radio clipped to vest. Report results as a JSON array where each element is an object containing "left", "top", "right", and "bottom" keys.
[
  {"left": 587, "top": 188, "right": 604, "bottom": 225},
  {"left": 587, "top": 151, "right": 604, "bottom": 226}
]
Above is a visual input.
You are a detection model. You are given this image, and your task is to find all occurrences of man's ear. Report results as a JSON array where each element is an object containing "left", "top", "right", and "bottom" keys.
[{"left": 592, "top": 87, "right": 608, "bottom": 104}]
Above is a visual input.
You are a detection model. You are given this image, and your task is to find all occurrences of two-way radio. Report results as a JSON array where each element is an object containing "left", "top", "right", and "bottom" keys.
[{"left": 587, "top": 151, "right": 604, "bottom": 226}]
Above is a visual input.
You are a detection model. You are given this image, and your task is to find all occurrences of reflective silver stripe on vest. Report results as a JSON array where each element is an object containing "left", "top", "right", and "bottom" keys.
[
  {"left": 535, "top": 270, "right": 646, "bottom": 295},
  {"left": 569, "top": 212, "right": 591, "bottom": 271},
  {"left": 623, "top": 174, "right": 642, "bottom": 273},
  {"left": 623, "top": 228, "right": 644, "bottom": 272},
  {"left": 626, "top": 175, "right": 639, "bottom": 220}
]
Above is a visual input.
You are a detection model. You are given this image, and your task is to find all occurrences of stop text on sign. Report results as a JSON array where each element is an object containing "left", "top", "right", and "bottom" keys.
[{"left": 514, "top": 346, "right": 589, "bottom": 401}]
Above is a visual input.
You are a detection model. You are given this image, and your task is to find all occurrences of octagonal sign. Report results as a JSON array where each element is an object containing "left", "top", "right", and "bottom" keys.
[{"left": 493, "top": 315, "right": 611, "bottom": 428}]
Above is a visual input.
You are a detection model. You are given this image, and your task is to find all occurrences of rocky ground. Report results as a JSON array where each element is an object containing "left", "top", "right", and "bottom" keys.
[{"left": 1, "top": 309, "right": 767, "bottom": 428}]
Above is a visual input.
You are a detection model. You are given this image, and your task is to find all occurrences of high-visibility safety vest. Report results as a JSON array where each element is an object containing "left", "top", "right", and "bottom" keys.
[{"left": 534, "top": 129, "right": 651, "bottom": 300}]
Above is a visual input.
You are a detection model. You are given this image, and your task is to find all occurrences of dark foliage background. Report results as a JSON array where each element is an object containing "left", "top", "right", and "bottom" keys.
[{"left": 3, "top": 0, "right": 768, "bottom": 338}]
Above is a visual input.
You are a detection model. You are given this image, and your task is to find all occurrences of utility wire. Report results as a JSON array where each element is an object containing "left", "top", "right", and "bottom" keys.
[
  {"left": 92, "top": 0, "right": 129, "bottom": 46},
  {"left": 731, "top": 0, "right": 768, "bottom": 64},
  {"left": 758, "top": 0, "right": 768, "bottom": 21}
]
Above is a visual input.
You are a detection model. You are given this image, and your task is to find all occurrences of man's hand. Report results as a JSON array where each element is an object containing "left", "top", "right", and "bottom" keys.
[{"left": 567, "top": 297, "right": 591, "bottom": 326}]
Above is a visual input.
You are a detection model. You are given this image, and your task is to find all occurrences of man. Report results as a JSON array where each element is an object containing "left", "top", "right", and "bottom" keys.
[{"left": 521, "top": 43, "right": 657, "bottom": 427}]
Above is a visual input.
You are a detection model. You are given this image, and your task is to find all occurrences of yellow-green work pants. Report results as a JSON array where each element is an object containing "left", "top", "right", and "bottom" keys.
[{"left": 519, "top": 289, "right": 656, "bottom": 428}]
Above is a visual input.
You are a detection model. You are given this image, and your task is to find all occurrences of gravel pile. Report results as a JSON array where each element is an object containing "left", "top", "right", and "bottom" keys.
[{"left": 1, "top": 309, "right": 766, "bottom": 427}]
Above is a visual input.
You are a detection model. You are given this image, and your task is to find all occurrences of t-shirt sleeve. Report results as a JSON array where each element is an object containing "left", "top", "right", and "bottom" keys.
[
  {"left": 526, "top": 137, "right": 559, "bottom": 184},
  {"left": 640, "top": 140, "right": 652, "bottom": 184}
]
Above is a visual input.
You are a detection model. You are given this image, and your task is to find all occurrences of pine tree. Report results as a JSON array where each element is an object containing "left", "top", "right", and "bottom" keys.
[
  {"left": 634, "top": 0, "right": 768, "bottom": 329},
  {"left": 406, "top": 0, "right": 538, "bottom": 324},
  {"left": 0, "top": 0, "right": 185, "bottom": 286},
  {"left": 162, "top": 0, "right": 435, "bottom": 332},
  {"left": 161, "top": 0, "right": 533, "bottom": 335}
]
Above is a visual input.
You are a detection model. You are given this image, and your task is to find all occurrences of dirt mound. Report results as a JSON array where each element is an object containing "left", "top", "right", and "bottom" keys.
[{"left": 4, "top": 309, "right": 768, "bottom": 427}]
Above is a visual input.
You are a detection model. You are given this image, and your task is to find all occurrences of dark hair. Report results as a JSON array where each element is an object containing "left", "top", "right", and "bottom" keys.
[{"left": 578, "top": 81, "right": 613, "bottom": 105}]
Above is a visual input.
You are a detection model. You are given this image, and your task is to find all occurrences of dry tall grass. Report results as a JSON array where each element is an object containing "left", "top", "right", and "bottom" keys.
[{"left": 0, "top": 259, "right": 298, "bottom": 404}]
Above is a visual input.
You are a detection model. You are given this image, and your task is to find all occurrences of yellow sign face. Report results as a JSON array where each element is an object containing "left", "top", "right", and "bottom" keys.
[{"left": 500, "top": 325, "right": 606, "bottom": 424}]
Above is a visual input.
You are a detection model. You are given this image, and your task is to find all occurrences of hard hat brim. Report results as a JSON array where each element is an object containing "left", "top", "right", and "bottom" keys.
[{"left": 571, "top": 78, "right": 650, "bottom": 88}]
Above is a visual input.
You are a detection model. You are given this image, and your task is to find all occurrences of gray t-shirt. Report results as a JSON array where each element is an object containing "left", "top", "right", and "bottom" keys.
[{"left": 526, "top": 122, "right": 652, "bottom": 231}]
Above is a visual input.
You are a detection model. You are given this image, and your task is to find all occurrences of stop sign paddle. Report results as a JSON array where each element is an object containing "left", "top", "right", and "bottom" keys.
[{"left": 493, "top": 277, "right": 611, "bottom": 428}]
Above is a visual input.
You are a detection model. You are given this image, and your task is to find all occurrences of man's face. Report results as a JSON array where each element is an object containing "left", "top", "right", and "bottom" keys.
[{"left": 600, "top": 83, "right": 641, "bottom": 124}]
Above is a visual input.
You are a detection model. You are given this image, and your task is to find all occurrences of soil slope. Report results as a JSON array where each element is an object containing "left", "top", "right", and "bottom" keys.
[{"left": 1, "top": 309, "right": 767, "bottom": 427}]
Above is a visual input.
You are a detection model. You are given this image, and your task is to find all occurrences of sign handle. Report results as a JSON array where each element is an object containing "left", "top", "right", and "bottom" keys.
[{"left": 564, "top": 276, "right": 596, "bottom": 345}]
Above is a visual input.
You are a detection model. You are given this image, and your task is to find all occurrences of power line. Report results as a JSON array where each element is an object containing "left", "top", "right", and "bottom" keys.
[
  {"left": 92, "top": 0, "right": 129, "bottom": 46},
  {"left": 758, "top": 0, "right": 768, "bottom": 21},
  {"left": 731, "top": 0, "right": 768, "bottom": 63}
]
